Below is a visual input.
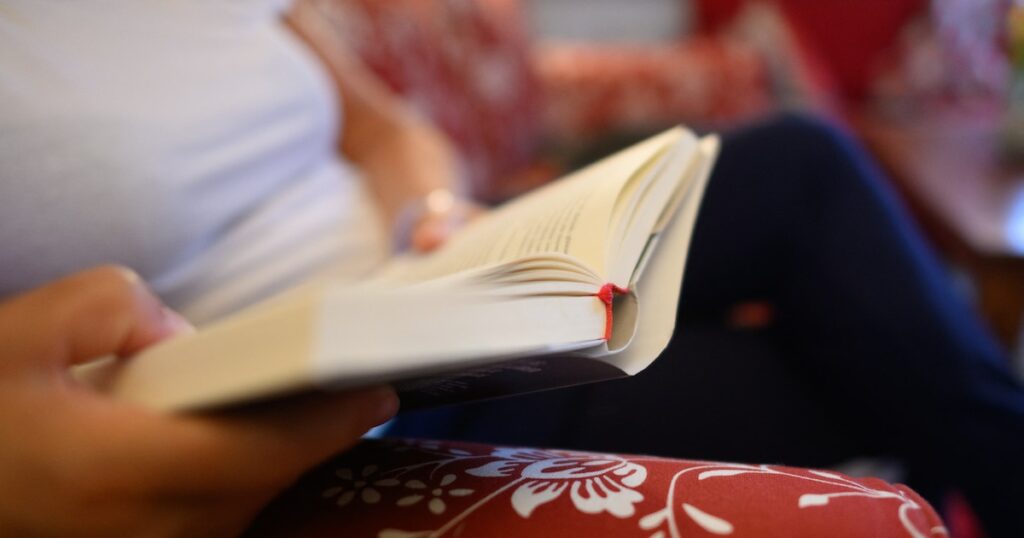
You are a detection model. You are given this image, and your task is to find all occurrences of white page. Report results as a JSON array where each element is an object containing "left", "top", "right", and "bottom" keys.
[{"left": 600, "top": 136, "right": 719, "bottom": 374}]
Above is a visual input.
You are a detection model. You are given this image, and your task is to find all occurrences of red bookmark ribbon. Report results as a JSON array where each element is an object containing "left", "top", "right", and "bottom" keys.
[{"left": 596, "top": 283, "right": 629, "bottom": 341}]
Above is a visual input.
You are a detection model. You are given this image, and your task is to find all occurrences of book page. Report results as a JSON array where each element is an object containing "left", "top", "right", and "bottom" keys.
[
  {"left": 375, "top": 129, "right": 685, "bottom": 285},
  {"left": 606, "top": 129, "right": 700, "bottom": 284},
  {"left": 599, "top": 135, "right": 719, "bottom": 374}
]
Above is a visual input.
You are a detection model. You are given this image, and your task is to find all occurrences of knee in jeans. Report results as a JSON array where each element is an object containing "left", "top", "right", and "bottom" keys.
[{"left": 769, "top": 112, "right": 853, "bottom": 159}]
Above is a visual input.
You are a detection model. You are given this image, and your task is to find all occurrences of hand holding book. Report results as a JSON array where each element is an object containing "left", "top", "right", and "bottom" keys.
[
  {"left": 0, "top": 266, "right": 399, "bottom": 536},
  {"left": 85, "top": 127, "right": 720, "bottom": 411}
]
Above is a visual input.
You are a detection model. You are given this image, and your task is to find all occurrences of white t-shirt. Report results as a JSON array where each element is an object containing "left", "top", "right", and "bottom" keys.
[{"left": 0, "top": 1, "right": 389, "bottom": 323}]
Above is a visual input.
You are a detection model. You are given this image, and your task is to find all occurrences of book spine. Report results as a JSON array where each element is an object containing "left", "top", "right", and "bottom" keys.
[{"left": 596, "top": 283, "right": 630, "bottom": 341}]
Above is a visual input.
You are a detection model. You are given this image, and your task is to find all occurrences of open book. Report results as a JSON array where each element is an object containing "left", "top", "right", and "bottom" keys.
[{"left": 94, "top": 127, "right": 719, "bottom": 411}]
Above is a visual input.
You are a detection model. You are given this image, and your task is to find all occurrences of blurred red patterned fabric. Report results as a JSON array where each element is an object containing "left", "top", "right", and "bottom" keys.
[
  {"left": 247, "top": 438, "right": 946, "bottom": 538},
  {"left": 314, "top": 0, "right": 544, "bottom": 199},
  {"left": 313, "top": 0, "right": 786, "bottom": 200},
  {"left": 536, "top": 39, "right": 774, "bottom": 141}
]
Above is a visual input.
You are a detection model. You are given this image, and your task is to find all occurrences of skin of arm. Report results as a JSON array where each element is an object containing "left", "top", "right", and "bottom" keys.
[
  {"left": 0, "top": 266, "right": 398, "bottom": 536},
  {"left": 285, "top": 0, "right": 482, "bottom": 252}
]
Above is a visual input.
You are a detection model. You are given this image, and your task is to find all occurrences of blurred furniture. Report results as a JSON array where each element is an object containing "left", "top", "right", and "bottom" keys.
[
  {"left": 695, "top": 0, "right": 927, "bottom": 101},
  {"left": 318, "top": 0, "right": 808, "bottom": 201},
  {"left": 857, "top": 106, "right": 1024, "bottom": 352}
]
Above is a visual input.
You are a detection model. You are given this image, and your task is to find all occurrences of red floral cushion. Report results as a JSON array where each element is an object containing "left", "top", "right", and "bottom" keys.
[{"left": 247, "top": 439, "right": 946, "bottom": 537}]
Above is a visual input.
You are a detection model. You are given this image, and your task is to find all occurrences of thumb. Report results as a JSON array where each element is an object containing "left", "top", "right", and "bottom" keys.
[{"left": 0, "top": 266, "right": 194, "bottom": 374}]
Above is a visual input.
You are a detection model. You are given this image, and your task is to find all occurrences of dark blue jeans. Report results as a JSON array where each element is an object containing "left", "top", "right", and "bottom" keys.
[{"left": 390, "top": 115, "right": 1024, "bottom": 537}]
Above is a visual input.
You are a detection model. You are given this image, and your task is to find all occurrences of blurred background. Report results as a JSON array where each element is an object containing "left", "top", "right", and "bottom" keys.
[{"left": 318, "top": 0, "right": 1024, "bottom": 402}]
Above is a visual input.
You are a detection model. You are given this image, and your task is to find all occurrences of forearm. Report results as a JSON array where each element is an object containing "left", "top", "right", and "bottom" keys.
[
  {"left": 285, "top": 1, "right": 464, "bottom": 235},
  {"left": 347, "top": 112, "right": 463, "bottom": 231}
]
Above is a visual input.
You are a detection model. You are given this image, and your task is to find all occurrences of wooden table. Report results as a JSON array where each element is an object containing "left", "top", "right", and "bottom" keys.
[{"left": 855, "top": 107, "right": 1024, "bottom": 354}]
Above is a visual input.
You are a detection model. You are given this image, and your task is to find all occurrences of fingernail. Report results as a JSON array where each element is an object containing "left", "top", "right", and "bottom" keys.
[
  {"left": 370, "top": 386, "right": 400, "bottom": 425},
  {"left": 160, "top": 306, "right": 196, "bottom": 336}
]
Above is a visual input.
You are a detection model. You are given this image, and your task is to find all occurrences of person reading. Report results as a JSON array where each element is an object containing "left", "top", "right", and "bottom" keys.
[{"left": 0, "top": 1, "right": 1021, "bottom": 536}]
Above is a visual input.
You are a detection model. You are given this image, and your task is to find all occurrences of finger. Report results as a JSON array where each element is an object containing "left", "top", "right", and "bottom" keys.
[
  {"left": 124, "top": 386, "right": 399, "bottom": 493},
  {"left": 410, "top": 215, "right": 449, "bottom": 252},
  {"left": 411, "top": 203, "right": 480, "bottom": 253},
  {"left": 0, "top": 266, "right": 194, "bottom": 373}
]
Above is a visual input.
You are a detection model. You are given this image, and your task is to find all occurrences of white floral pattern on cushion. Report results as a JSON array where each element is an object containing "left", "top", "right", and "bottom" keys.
[
  {"left": 394, "top": 473, "right": 475, "bottom": 515},
  {"left": 465, "top": 447, "right": 647, "bottom": 518},
  {"left": 322, "top": 465, "right": 400, "bottom": 506},
  {"left": 246, "top": 439, "right": 948, "bottom": 538}
]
